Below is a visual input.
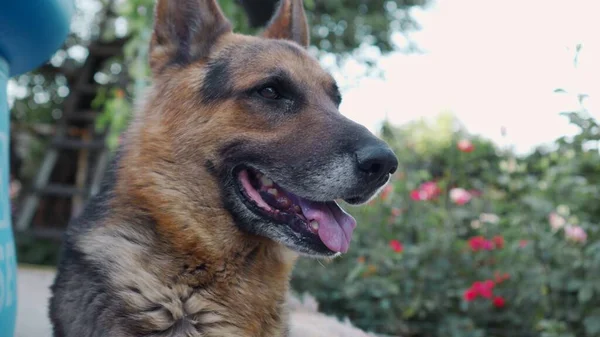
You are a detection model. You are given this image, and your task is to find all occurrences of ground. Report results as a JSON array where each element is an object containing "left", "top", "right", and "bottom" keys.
[
  {"left": 15, "top": 266, "right": 56, "bottom": 337},
  {"left": 15, "top": 265, "right": 380, "bottom": 337}
]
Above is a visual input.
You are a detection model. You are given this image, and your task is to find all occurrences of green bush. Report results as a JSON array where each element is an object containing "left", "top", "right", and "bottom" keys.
[{"left": 292, "top": 112, "right": 600, "bottom": 337}]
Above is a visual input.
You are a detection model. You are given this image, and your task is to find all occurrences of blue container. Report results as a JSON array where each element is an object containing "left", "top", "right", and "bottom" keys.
[
  {"left": 0, "top": 0, "right": 73, "bottom": 335},
  {"left": 0, "top": 56, "right": 18, "bottom": 337}
]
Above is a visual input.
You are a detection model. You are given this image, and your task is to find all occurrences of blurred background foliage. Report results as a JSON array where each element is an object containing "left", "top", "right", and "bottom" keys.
[{"left": 292, "top": 80, "right": 600, "bottom": 336}]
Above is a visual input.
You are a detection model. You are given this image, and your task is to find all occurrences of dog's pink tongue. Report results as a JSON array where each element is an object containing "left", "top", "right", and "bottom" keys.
[{"left": 298, "top": 200, "right": 357, "bottom": 253}]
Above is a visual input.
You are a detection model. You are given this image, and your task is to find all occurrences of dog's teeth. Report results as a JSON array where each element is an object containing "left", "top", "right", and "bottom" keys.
[
  {"left": 261, "top": 176, "right": 274, "bottom": 187},
  {"left": 310, "top": 220, "right": 319, "bottom": 230},
  {"left": 267, "top": 188, "right": 278, "bottom": 196}
]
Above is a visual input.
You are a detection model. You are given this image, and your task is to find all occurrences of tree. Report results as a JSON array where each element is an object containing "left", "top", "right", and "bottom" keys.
[{"left": 239, "top": 0, "right": 426, "bottom": 54}]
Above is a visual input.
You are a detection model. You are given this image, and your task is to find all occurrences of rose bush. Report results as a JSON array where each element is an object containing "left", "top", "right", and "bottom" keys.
[{"left": 292, "top": 111, "right": 600, "bottom": 337}]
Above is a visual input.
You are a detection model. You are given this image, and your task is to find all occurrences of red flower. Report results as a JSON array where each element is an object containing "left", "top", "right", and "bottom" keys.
[
  {"left": 410, "top": 189, "right": 422, "bottom": 201},
  {"left": 410, "top": 181, "right": 441, "bottom": 201},
  {"left": 472, "top": 280, "right": 494, "bottom": 299},
  {"left": 389, "top": 240, "right": 404, "bottom": 253},
  {"left": 468, "top": 236, "right": 487, "bottom": 251},
  {"left": 492, "top": 296, "right": 506, "bottom": 308},
  {"left": 457, "top": 139, "right": 475, "bottom": 153},
  {"left": 469, "top": 236, "right": 504, "bottom": 251},
  {"left": 492, "top": 236, "right": 505, "bottom": 249},
  {"left": 391, "top": 207, "right": 402, "bottom": 217},
  {"left": 464, "top": 279, "right": 495, "bottom": 302},
  {"left": 519, "top": 240, "right": 529, "bottom": 248},
  {"left": 420, "top": 182, "right": 441, "bottom": 199},
  {"left": 463, "top": 289, "right": 477, "bottom": 302}
]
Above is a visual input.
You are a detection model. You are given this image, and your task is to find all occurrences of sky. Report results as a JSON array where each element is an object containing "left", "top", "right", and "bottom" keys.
[{"left": 335, "top": 0, "right": 600, "bottom": 154}]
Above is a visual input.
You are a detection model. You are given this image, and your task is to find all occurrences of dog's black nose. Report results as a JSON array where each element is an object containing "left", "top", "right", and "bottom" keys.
[{"left": 356, "top": 145, "right": 398, "bottom": 180}]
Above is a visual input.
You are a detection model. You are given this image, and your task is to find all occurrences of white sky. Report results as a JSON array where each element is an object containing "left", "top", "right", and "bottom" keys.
[{"left": 336, "top": 0, "right": 600, "bottom": 154}]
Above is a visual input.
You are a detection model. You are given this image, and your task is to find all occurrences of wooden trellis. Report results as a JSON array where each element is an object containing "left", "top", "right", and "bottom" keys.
[{"left": 14, "top": 36, "right": 126, "bottom": 240}]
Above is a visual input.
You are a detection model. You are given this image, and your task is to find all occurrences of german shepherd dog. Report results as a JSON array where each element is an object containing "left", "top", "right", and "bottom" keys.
[{"left": 49, "top": 0, "right": 398, "bottom": 335}]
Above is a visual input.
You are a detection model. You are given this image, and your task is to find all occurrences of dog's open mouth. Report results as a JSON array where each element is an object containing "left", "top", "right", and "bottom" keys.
[{"left": 236, "top": 168, "right": 357, "bottom": 253}]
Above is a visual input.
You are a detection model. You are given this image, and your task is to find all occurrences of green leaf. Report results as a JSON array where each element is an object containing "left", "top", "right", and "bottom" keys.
[
  {"left": 579, "top": 285, "right": 594, "bottom": 304},
  {"left": 345, "top": 263, "right": 365, "bottom": 283},
  {"left": 567, "top": 279, "right": 583, "bottom": 291},
  {"left": 584, "top": 315, "right": 600, "bottom": 335}
]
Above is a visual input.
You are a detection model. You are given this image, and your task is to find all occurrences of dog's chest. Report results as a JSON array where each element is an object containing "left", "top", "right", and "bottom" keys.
[
  {"left": 80, "top": 225, "right": 294, "bottom": 337},
  {"left": 110, "top": 255, "right": 291, "bottom": 337},
  {"left": 120, "top": 278, "right": 288, "bottom": 337},
  {"left": 121, "top": 283, "right": 238, "bottom": 336},
  {"left": 115, "top": 270, "right": 287, "bottom": 337}
]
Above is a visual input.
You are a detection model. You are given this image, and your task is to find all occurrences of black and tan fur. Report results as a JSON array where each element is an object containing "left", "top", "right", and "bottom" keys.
[{"left": 49, "top": 0, "right": 398, "bottom": 336}]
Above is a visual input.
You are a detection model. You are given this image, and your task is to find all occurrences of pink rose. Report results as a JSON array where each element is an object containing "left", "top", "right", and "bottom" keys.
[{"left": 450, "top": 188, "right": 472, "bottom": 205}]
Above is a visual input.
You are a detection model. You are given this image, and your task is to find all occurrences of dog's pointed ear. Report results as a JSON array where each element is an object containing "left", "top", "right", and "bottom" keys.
[
  {"left": 262, "top": 0, "right": 309, "bottom": 48},
  {"left": 150, "top": 0, "right": 232, "bottom": 73}
]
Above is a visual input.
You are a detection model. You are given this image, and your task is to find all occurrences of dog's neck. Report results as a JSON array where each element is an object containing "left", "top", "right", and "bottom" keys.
[{"left": 97, "top": 125, "right": 298, "bottom": 336}]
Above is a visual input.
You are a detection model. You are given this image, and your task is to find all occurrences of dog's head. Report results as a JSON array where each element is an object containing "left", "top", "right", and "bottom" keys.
[{"left": 146, "top": 0, "right": 398, "bottom": 257}]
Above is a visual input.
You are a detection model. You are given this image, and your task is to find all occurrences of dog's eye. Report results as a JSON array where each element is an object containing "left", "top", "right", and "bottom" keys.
[{"left": 258, "top": 86, "right": 281, "bottom": 100}]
